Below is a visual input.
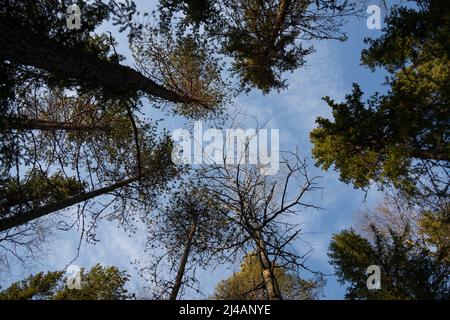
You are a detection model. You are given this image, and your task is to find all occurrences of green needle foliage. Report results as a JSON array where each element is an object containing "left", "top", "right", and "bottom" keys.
[
  {"left": 157, "top": 0, "right": 356, "bottom": 93},
  {"left": 213, "top": 255, "right": 324, "bottom": 300},
  {"left": 310, "top": 0, "right": 450, "bottom": 206},
  {"left": 1, "top": 170, "right": 86, "bottom": 219},
  {"left": 329, "top": 199, "right": 450, "bottom": 300},
  {"left": 0, "top": 264, "right": 131, "bottom": 300}
]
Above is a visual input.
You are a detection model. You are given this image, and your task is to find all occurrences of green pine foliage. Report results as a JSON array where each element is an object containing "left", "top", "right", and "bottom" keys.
[{"left": 0, "top": 264, "right": 130, "bottom": 300}]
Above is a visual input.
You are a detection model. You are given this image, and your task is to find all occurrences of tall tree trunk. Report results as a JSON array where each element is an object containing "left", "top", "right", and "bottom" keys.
[
  {"left": 0, "top": 176, "right": 139, "bottom": 232},
  {"left": 257, "top": 236, "right": 282, "bottom": 300},
  {"left": 1, "top": 117, "right": 110, "bottom": 132},
  {"left": 271, "top": 0, "right": 291, "bottom": 40},
  {"left": 0, "top": 19, "right": 196, "bottom": 105},
  {"left": 169, "top": 218, "right": 198, "bottom": 300}
]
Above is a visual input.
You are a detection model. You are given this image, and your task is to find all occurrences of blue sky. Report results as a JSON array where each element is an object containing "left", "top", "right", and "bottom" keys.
[{"left": 1, "top": 1, "right": 394, "bottom": 299}]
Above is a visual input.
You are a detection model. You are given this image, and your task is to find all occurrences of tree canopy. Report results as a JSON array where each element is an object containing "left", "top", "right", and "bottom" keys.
[
  {"left": 157, "top": 0, "right": 358, "bottom": 93},
  {"left": 0, "top": 264, "right": 130, "bottom": 300},
  {"left": 0, "top": 0, "right": 448, "bottom": 301},
  {"left": 310, "top": 0, "right": 449, "bottom": 208},
  {"left": 329, "top": 198, "right": 450, "bottom": 300},
  {"left": 213, "top": 254, "right": 324, "bottom": 300}
]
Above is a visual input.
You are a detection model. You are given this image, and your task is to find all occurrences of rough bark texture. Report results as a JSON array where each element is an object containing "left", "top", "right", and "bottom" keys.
[
  {"left": 257, "top": 236, "right": 282, "bottom": 300},
  {"left": 271, "top": 0, "right": 290, "bottom": 40},
  {"left": 0, "top": 19, "right": 193, "bottom": 104}
]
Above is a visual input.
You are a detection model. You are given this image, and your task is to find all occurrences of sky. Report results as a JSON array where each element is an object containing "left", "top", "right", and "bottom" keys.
[{"left": 1, "top": 1, "right": 393, "bottom": 299}]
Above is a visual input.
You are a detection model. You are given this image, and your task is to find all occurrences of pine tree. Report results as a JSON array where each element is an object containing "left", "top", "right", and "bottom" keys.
[{"left": 0, "top": 264, "right": 131, "bottom": 300}]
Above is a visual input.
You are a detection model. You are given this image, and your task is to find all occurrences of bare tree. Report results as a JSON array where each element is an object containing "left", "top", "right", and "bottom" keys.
[
  {"left": 196, "top": 124, "right": 322, "bottom": 299},
  {"left": 357, "top": 193, "right": 450, "bottom": 265},
  {"left": 0, "top": 218, "right": 53, "bottom": 273}
]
